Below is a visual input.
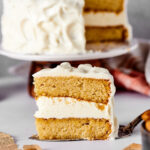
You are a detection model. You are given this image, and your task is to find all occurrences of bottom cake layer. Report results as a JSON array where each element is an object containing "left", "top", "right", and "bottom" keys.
[
  {"left": 35, "top": 118, "right": 112, "bottom": 140},
  {"left": 85, "top": 26, "right": 128, "bottom": 42}
]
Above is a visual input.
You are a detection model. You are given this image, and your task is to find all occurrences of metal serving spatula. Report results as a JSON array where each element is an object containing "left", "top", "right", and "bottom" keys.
[{"left": 117, "top": 109, "right": 150, "bottom": 139}]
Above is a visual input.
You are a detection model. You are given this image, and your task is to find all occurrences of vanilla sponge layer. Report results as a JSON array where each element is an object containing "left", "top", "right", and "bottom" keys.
[
  {"left": 36, "top": 118, "right": 112, "bottom": 140},
  {"left": 2, "top": 0, "right": 86, "bottom": 54},
  {"left": 34, "top": 76, "right": 111, "bottom": 104},
  {"left": 86, "top": 26, "right": 128, "bottom": 42}
]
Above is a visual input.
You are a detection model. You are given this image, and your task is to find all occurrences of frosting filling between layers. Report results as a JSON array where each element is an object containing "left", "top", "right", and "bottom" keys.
[
  {"left": 35, "top": 97, "right": 111, "bottom": 119},
  {"left": 84, "top": 11, "right": 128, "bottom": 27}
]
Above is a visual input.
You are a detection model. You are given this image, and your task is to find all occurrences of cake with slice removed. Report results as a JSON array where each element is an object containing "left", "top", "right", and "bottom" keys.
[
  {"left": 33, "top": 62, "right": 118, "bottom": 140},
  {"left": 2, "top": 0, "right": 132, "bottom": 54}
]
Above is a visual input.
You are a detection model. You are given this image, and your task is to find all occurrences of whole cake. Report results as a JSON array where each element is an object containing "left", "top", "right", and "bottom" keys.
[
  {"left": 2, "top": 0, "right": 132, "bottom": 54},
  {"left": 33, "top": 62, "right": 118, "bottom": 140}
]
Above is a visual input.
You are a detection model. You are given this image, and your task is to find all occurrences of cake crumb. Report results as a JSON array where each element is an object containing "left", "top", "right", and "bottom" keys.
[
  {"left": 0, "top": 132, "right": 18, "bottom": 150},
  {"left": 123, "top": 143, "right": 141, "bottom": 150},
  {"left": 23, "top": 145, "right": 42, "bottom": 150}
]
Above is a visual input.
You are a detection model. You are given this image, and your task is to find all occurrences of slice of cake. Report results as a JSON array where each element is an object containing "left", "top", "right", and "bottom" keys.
[
  {"left": 33, "top": 62, "right": 118, "bottom": 140},
  {"left": 1, "top": 0, "right": 132, "bottom": 54}
]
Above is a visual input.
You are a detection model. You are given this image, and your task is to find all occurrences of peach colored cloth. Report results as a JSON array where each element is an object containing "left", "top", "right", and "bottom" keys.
[
  {"left": 112, "top": 69, "right": 150, "bottom": 96},
  {"left": 108, "top": 40, "right": 150, "bottom": 96}
]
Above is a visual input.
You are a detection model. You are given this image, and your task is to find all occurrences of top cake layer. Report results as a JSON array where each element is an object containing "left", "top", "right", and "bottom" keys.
[
  {"left": 33, "top": 63, "right": 116, "bottom": 104},
  {"left": 84, "top": 0, "right": 124, "bottom": 13}
]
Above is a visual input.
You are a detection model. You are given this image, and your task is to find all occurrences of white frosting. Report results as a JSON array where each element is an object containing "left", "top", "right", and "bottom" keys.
[
  {"left": 35, "top": 97, "right": 110, "bottom": 119},
  {"left": 2, "top": 0, "right": 132, "bottom": 54},
  {"left": 35, "top": 96, "right": 118, "bottom": 139},
  {"left": 84, "top": 11, "right": 128, "bottom": 27},
  {"left": 2, "top": 0, "right": 86, "bottom": 54},
  {"left": 34, "top": 62, "right": 113, "bottom": 80}
]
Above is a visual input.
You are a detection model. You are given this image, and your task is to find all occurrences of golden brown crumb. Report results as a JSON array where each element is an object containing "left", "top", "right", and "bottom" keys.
[
  {"left": 23, "top": 145, "right": 42, "bottom": 150},
  {"left": 35, "top": 118, "right": 112, "bottom": 140},
  {"left": 34, "top": 76, "right": 111, "bottom": 104},
  {"left": 85, "top": 26, "right": 128, "bottom": 43}
]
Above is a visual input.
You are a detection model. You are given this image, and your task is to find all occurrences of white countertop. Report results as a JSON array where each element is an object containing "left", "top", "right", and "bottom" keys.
[{"left": 0, "top": 77, "right": 150, "bottom": 150}]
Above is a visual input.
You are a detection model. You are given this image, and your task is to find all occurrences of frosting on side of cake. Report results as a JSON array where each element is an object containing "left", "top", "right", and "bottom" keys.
[
  {"left": 2, "top": 0, "right": 86, "bottom": 54},
  {"left": 34, "top": 96, "right": 118, "bottom": 139}
]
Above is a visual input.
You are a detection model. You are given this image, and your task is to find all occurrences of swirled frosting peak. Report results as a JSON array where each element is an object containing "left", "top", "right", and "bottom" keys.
[{"left": 2, "top": 0, "right": 86, "bottom": 54}]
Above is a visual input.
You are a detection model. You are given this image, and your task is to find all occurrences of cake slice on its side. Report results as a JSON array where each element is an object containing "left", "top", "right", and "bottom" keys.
[{"left": 33, "top": 62, "right": 118, "bottom": 140}]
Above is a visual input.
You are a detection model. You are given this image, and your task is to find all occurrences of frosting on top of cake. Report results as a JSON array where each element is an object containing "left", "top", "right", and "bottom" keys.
[
  {"left": 2, "top": 0, "right": 86, "bottom": 54},
  {"left": 34, "top": 62, "right": 112, "bottom": 79}
]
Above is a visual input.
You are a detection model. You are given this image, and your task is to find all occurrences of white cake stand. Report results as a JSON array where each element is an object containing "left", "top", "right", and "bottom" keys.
[{"left": 0, "top": 39, "right": 138, "bottom": 62}]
